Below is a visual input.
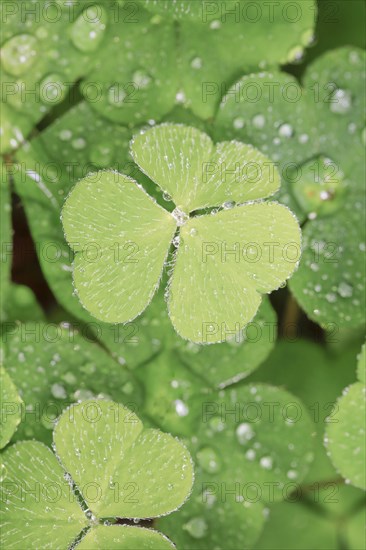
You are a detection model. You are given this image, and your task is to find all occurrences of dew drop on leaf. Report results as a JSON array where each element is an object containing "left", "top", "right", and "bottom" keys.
[
  {"left": 70, "top": 5, "right": 107, "bottom": 52},
  {"left": 252, "top": 114, "right": 266, "bottom": 129},
  {"left": 196, "top": 446, "right": 221, "bottom": 473},
  {"left": 330, "top": 89, "right": 352, "bottom": 114},
  {"left": 183, "top": 517, "right": 208, "bottom": 539},
  {"left": 1, "top": 34, "right": 38, "bottom": 76}
]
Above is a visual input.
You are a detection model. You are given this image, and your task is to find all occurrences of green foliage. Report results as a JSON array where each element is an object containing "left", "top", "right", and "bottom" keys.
[
  {"left": 1, "top": 1, "right": 365, "bottom": 549},
  {"left": 1, "top": 400, "right": 193, "bottom": 549},
  {"left": 0, "top": 366, "right": 23, "bottom": 448},
  {"left": 63, "top": 124, "right": 300, "bottom": 343}
]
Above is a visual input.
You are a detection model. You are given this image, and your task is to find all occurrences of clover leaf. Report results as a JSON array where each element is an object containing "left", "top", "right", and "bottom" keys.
[
  {"left": 1, "top": 400, "right": 194, "bottom": 549},
  {"left": 62, "top": 124, "right": 301, "bottom": 343},
  {"left": 2, "top": 322, "right": 142, "bottom": 444},
  {"left": 325, "top": 342, "right": 366, "bottom": 490},
  {"left": 0, "top": 366, "right": 23, "bottom": 449}
]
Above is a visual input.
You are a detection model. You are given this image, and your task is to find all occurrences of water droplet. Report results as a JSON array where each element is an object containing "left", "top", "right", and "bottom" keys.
[
  {"left": 287, "top": 46, "right": 304, "bottom": 63},
  {"left": 190, "top": 56, "right": 203, "bottom": 69},
  {"left": 176, "top": 90, "right": 186, "bottom": 104},
  {"left": 172, "top": 207, "right": 189, "bottom": 226},
  {"left": 301, "top": 29, "right": 315, "bottom": 46},
  {"left": 51, "top": 383, "right": 67, "bottom": 399},
  {"left": 183, "top": 517, "right": 208, "bottom": 539},
  {"left": 40, "top": 73, "right": 67, "bottom": 105},
  {"left": 236, "top": 423, "right": 255, "bottom": 445},
  {"left": 72, "top": 137, "right": 86, "bottom": 150},
  {"left": 299, "top": 133, "right": 309, "bottom": 144},
  {"left": 1, "top": 34, "right": 38, "bottom": 76},
  {"left": 223, "top": 200, "right": 235, "bottom": 210},
  {"left": 172, "top": 235, "right": 180, "bottom": 247},
  {"left": 278, "top": 123, "right": 293, "bottom": 138},
  {"left": 108, "top": 84, "right": 127, "bottom": 107},
  {"left": 189, "top": 227, "right": 198, "bottom": 237},
  {"left": 259, "top": 456, "right": 273, "bottom": 470},
  {"left": 233, "top": 117, "right": 245, "bottom": 129},
  {"left": 208, "top": 416, "right": 225, "bottom": 432},
  {"left": 174, "top": 399, "right": 189, "bottom": 417},
  {"left": 252, "top": 114, "right": 266, "bottom": 129},
  {"left": 330, "top": 89, "right": 352, "bottom": 114},
  {"left": 337, "top": 281, "right": 353, "bottom": 298},
  {"left": 210, "top": 20, "right": 221, "bottom": 29},
  {"left": 70, "top": 5, "right": 107, "bottom": 52},
  {"left": 59, "top": 129, "right": 72, "bottom": 141},
  {"left": 287, "top": 469, "right": 298, "bottom": 479},
  {"left": 163, "top": 192, "right": 172, "bottom": 202},
  {"left": 132, "top": 70, "right": 152, "bottom": 89},
  {"left": 196, "top": 447, "right": 221, "bottom": 473}
]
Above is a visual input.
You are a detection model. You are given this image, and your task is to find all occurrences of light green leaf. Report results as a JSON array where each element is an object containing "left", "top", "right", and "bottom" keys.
[
  {"left": 325, "top": 383, "right": 366, "bottom": 490},
  {"left": 289, "top": 192, "right": 365, "bottom": 328},
  {"left": 3, "top": 322, "right": 142, "bottom": 444},
  {"left": 53, "top": 400, "right": 194, "bottom": 518},
  {"left": 0, "top": 440, "right": 88, "bottom": 549},
  {"left": 168, "top": 203, "right": 300, "bottom": 343},
  {"left": 132, "top": 125, "right": 280, "bottom": 211},
  {"left": 0, "top": 366, "right": 23, "bottom": 449},
  {"left": 131, "top": 124, "right": 214, "bottom": 212},
  {"left": 76, "top": 525, "right": 174, "bottom": 550},
  {"left": 62, "top": 171, "right": 176, "bottom": 323}
]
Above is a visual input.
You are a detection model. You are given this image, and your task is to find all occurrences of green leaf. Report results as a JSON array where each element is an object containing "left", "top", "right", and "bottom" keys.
[
  {"left": 53, "top": 400, "right": 194, "bottom": 518},
  {"left": 0, "top": 366, "right": 23, "bottom": 449},
  {"left": 214, "top": 71, "right": 318, "bottom": 171},
  {"left": 82, "top": 8, "right": 177, "bottom": 125},
  {"left": 325, "top": 383, "right": 366, "bottom": 490},
  {"left": 62, "top": 171, "right": 176, "bottom": 323},
  {"left": 302, "top": 47, "right": 366, "bottom": 183},
  {"left": 131, "top": 124, "right": 214, "bottom": 212},
  {"left": 131, "top": 125, "right": 280, "bottom": 211},
  {"left": 357, "top": 342, "right": 366, "bottom": 384},
  {"left": 177, "top": 297, "right": 277, "bottom": 387},
  {"left": 134, "top": 350, "right": 210, "bottom": 437},
  {"left": 159, "top": 383, "right": 314, "bottom": 549},
  {"left": 2, "top": 284, "right": 45, "bottom": 323},
  {"left": 0, "top": 1, "right": 109, "bottom": 150},
  {"left": 0, "top": 161, "right": 12, "bottom": 319},
  {"left": 178, "top": 3, "right": 317, "bottom": 118},
  {"left": 168, "top": 203, "right": 300, "bottom": 343},
  {"left": 3, "top": 322, "right": 142, "bottom": 444},
  {"left": 139, "top": 0, "right": 240, "bottom": 21},
  {"left": 0, "top": 440, "right": 88, "bottom": 549},
  {"left": 76, "top": 525, "right": 175, "bottom": 550},
  {"left": 246, "top": 339, "right": 360, "bottom": 483},
  {"left": 254, "top": 500, "right": 338, "bottom": 550},
  {"left": 289, "top": 193, "right": 366, "bottom": 328},
  {"left": 13, "top": 102, "right": 133, "bottom": 324}
]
